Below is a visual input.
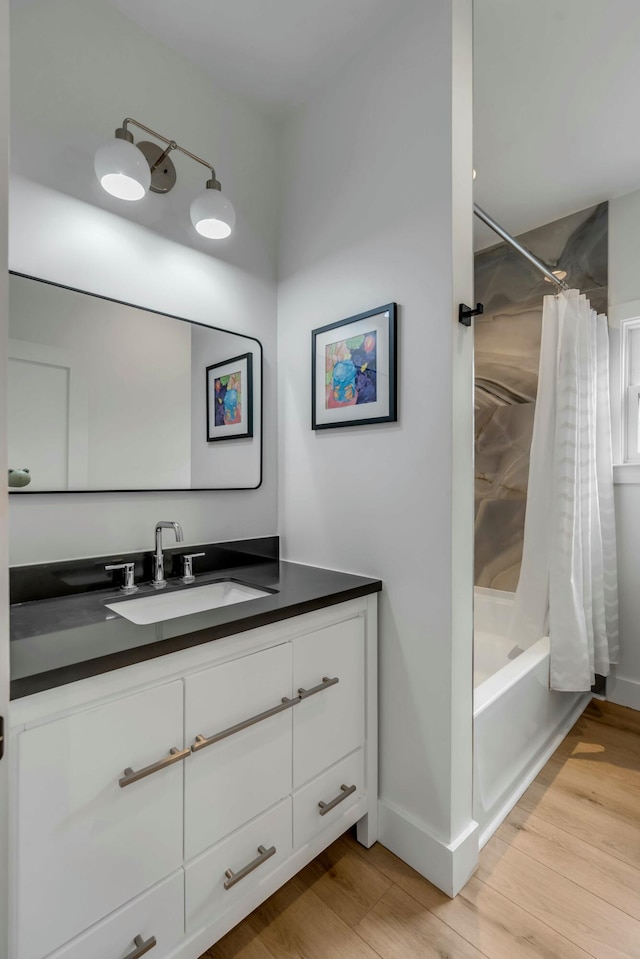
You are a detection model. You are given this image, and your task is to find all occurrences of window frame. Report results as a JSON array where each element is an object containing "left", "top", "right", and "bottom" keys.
[{"left": 621, "top": 315, "right": 640, "bottom": 463}]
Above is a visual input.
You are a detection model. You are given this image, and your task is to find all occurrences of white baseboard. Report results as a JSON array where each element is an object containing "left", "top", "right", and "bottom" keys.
[
  {"left": 378, "top": 799, "right": 478, "bottom": 898},
  {"left": 607, "top": 673, "right": 640, "bottom": 711},
  {"left": 477, "top": 691, "right": 591, "bottom": 849}
]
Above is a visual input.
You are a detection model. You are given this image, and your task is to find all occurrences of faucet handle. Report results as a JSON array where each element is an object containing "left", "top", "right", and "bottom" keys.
[
  {"left": 105, "top": 562, "right": 138, "bottom": 594},
  {"left": 181, "top": 552, "right": 205, "bottom": 585}
]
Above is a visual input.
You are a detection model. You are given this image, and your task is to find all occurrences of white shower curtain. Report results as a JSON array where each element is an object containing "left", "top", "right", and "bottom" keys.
[{"left": 510, "top": 290, "right": 619, "bottom": 691}]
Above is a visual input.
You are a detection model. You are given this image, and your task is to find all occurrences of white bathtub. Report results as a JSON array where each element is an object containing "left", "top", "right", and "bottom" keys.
[{"left": 473, "top": 586, "right": 591, "bottom": 847}]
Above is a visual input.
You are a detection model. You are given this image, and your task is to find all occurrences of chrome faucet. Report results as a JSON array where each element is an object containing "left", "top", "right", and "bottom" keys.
[{"left": 153, "top": 521, "right": 184, "bottom": 588}]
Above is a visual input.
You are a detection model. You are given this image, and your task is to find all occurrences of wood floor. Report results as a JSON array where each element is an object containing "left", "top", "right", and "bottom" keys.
[{"left": 201, "top": 700, "right": 640, "bottom": 959}]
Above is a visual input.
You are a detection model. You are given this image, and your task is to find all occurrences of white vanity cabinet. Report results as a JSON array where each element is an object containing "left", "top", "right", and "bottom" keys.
[
  {"left": 44, "top": 873, "right": 186, "bottom": 959},
  {"left": 293, "top": 748, "right": 365, "bottom": 848},
  {"left": 9, "top": 595, "right": 378, "bottom": 959},
  {"left": 184, "top": 643, "right": 294, "bottom": 859},
  {"left": 185, "top": 797, "right": 293, "bottom": 934},
  {"left": 16, "top": 681, "right": 186, "bottom": 959},
  {"left": 292, "top": 617, "right": 365, "bottom": 787}
]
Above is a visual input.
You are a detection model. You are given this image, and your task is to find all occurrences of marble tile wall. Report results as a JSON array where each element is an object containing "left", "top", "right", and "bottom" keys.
[{"left": 474, "top": 203, "right": 608, "bottom": 590}]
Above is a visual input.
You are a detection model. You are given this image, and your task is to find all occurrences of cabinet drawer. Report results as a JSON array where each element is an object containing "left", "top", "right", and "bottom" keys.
[
  {"left": 293, "top": 749, "right": 365, "bottom": 848},
  {"left": 17, "top": 681, "right": 185, "bottom": 959},
  {"left": 46, "top": 871, "right": 184, "bottom": 959},
  {"left": 185, "top": 798, "right": 292, "bottom": 933},
  {"left": 293, "top": 618, "right": 365, "bottom": 788},
  {"left": 185, "top": 643, "right": 293, "bottom": 859}
]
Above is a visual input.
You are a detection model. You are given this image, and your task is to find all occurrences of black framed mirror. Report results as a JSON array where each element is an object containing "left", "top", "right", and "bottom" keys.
[{"left": 7, "top": 272, "right": 263, "bottom": 492}]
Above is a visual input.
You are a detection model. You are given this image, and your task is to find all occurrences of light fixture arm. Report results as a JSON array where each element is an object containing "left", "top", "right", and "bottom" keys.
[
  {"left": 96, "top": 116, "right": 234, "bottom": 236},
  {"left": 121, "top": 117, "right": 218, "bottom": 183},
  {"left": 147, "top": 140, "right": 176, "bottom": 174}
]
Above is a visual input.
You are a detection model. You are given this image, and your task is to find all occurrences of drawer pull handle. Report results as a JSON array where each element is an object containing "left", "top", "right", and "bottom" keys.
[
  {"left": 191, "top": 696, "right": 298, "bottom": 753},
  {"left": 123, "top": 934, "right": 157, "bottom": 959},
  {"left": 298, "top": 676, "right": 339, "bottom": 699},
  {"left": 224, "top": 844, "right": 276, "bottom": 890},
  {"left": 119, "top": 746, "right": 190, "bottom": 788},
  {"left": 318, "top": 783, "right": 357, "bottom": 816}
]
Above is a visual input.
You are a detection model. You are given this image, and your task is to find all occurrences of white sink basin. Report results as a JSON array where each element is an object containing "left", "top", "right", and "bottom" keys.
[{"left": 105, "top": 580, "right": 271, "bottom": 625}]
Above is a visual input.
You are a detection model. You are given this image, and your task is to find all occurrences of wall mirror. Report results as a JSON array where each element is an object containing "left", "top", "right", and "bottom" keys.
[{"left": 7, "top": 272, "right": 263, "bottom": 492}]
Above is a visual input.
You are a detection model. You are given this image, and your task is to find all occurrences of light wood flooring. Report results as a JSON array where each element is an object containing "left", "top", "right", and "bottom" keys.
[{"left": 201, "top": 699, "right": 640, "bottom": 959}]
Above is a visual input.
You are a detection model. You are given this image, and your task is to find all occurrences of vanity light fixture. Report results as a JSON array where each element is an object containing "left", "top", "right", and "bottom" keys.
[{"left": 94, "top": 118, "right": 235, "bottom": 239}]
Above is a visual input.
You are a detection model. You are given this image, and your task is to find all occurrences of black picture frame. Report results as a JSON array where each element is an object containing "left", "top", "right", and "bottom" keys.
[
  {"left": 311, "top": 303, "right": 397, "bottom": 430},
  {"left": 206, "top": 352, "right": 254, "bottom": 442}
]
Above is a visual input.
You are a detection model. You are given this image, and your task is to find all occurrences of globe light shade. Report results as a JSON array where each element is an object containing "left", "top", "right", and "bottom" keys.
[
  {"left": 190, "top": 187, "right": 236, "bottom": 239},
  {"left": 94, "top": 138, "right": 151, "bottom": 201}
]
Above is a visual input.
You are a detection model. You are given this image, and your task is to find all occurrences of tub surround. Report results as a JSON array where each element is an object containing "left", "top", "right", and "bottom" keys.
[
  {"left": 10, "top": 537, "right": 381, "bottom": 699},
  {"left": 474, "top": 204, "right": 608, "bottom": 591}
]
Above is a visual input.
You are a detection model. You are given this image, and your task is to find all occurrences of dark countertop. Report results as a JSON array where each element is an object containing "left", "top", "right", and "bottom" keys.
[{"left": 10, "top": 561, "right": 381, "bottom": 699}]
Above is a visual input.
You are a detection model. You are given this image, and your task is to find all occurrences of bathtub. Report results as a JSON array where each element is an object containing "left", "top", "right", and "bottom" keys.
[{"left": 473, "top": 586, "right": 591, "bottom": 847}]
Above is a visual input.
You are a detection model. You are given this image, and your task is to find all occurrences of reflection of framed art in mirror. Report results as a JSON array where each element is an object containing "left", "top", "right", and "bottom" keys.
[{"left": 206, "top": 353, "right": 254, "bottom": 442}]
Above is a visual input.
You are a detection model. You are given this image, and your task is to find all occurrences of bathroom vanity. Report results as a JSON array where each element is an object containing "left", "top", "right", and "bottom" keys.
[{"left": 8, "top": 539, "right": 380, "bottom": 959}]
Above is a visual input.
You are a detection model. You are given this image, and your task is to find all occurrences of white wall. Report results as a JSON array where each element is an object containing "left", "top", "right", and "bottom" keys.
[
  {"left": 278, "top": 0, "right": 475, "bottom": 895},
  {"left": 190, "top": 326, "right": 261, "bottom": 489},
  {"left": 9, "top": 0, "right": 279, "bottom": 563},
  {"left": 610, "top": 189, "right": 640, "bottom": 307},
  {"left": 473, "top": 0, "right": 640, "bottom": 250},
  {"left": 10, "top": 0, "right": 278, "bottom": 275},
  {"left": 0, "top": 0, "right": 10, "bottom": 952},
  {"left": 607, "top": 187, "right": 640, "bottom": 709}
]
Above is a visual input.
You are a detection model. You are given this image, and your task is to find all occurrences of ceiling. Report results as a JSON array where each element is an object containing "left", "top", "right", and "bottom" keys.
[
  {"left": 104, "top": 0, "right": 410, "bottom": 111},
  {"left": 14, "top": 0, "right": 638, "bottom": 249},
  {"left": 474, "top": 0, "right": 640, "bottom": 247},
  {"left": 105, "top": 0, "right": 640, "bottom": 248}
]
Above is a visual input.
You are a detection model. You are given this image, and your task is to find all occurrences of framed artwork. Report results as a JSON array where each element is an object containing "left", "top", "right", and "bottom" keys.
[
  {"left": 312, "top": 303, "right": 397, "bottom": 430},
  {"left": 206, "top": 352, "right": 253, "bottom": 442}
]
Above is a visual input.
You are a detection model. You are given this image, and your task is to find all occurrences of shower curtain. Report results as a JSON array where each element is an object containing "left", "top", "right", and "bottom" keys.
[{"left": 510, "top": 290, "right": 619, "bottom": 691}]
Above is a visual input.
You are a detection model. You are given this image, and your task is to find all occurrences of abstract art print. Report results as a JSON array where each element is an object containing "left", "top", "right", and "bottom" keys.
[
  {"left": 206, "top": 352, "right": 253, "bottom": 441},
  {"left": 312, "top": 304, "right": 397, "bottom": 429},
  {"left": 325, "top": 331, "right": 377, "bottom": 408}
]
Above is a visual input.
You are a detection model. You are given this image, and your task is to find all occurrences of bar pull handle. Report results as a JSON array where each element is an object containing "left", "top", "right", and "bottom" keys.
[
  {"left": 298, "top": 676, "right": 339, "bottom": 699},
  {"left": 318, "top": 783, "right": 357, "bottom": 816},
  {"left": 119, "top": 746, "right": 190, "bottom": 788},
  {"left": 224, "top": 844, "right": 276, "bottom": 890},
  {"left": 191, "top": 695, "right": 299, "bottom": 753},
  {"left": 123, "top": 934, "right": 157, "bottom": 959}
]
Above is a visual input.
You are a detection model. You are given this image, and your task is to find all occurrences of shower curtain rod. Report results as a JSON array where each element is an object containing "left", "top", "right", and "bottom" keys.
[{"left": 474, "top": 203, "right": 569, "bottom": 291}]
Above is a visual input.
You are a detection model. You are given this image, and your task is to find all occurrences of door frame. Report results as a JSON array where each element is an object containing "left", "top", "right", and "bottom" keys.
[
  {"left": 8, "top": 338, "right": 89, "bottom": 489},
  {"left": 0, "top": 0, "right": 10, "bottom": 955}
]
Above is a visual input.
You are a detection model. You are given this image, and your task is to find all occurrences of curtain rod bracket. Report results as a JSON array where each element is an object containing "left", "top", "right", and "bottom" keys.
[{"left": 459, "top": 302, "right": 484, "bottom": 327}]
